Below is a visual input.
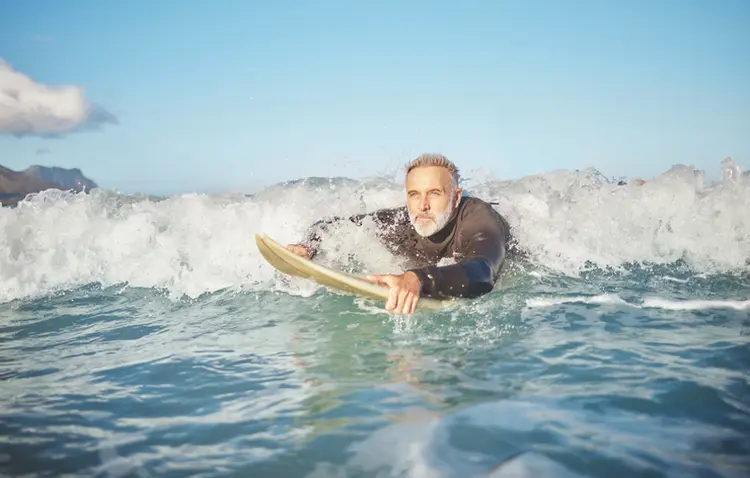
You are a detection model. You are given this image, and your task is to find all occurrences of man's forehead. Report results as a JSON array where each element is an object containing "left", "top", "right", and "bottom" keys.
[{"left": 406, "top": 166, "right": 452, "bottom": 187}]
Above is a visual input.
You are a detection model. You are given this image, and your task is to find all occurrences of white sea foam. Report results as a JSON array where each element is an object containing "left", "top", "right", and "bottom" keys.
[
  {"left": 525, "top": 294, "right": 631, "bottom": 308},
  {"left": 526, "top": 294, "right": 750, "bottom": 311},
  {"left": 641, "top": 297, "right": 750, "bottom": 311},
  {"left": 1, "top": 159, "right": 748, "bottom": 303}
]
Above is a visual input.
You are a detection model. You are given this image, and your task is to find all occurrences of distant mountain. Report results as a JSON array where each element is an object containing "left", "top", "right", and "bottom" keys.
[
  {"left": 23, "top": 165, "right": 98, "bottom": 192},
  {"left": 0, "top": 164, "right": 98, "bottom": 207}
]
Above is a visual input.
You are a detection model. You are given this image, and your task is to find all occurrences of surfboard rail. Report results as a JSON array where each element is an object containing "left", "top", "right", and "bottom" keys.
[{"left": 254, "top": 232, "right": 455, "bottom": 311}]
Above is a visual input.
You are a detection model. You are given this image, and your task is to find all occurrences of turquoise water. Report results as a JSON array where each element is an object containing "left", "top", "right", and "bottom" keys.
[{"left": 2, "top": 163, "right": 749, "bottom": 477}]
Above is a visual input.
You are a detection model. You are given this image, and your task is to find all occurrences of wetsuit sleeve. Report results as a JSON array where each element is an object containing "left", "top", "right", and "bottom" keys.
[
  {"left": 300, "top": 207, "right": 404, "bottom": 259},
  {"left": 408, "top": 206, "right": 510, "bottom": 299}
]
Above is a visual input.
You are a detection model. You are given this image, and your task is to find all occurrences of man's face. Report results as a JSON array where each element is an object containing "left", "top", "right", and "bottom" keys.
[{"left": 405, "top": 166, "right": 461, "bottom": 237}]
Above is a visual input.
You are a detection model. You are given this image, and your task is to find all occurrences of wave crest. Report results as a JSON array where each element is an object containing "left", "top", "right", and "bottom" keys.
[{"left": 1, "top": 160, "right": 747, "bottom": 303}]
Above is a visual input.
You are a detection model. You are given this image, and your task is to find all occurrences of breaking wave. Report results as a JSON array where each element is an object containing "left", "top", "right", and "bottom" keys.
[{"left": 1, "top": 159, "right": 748, "bottom": 303}]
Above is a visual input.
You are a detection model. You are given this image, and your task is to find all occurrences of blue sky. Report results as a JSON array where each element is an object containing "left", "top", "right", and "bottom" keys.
[{"left": 0, "top": 0, "right": 748, "bottom": 195}]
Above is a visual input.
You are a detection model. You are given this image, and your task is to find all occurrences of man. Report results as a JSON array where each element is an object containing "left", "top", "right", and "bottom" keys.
[{"left": 286, "top": 153, "right": 513, "bottom": 314}]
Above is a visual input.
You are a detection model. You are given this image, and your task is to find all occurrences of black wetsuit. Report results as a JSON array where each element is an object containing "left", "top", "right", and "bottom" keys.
[{"left": 301, "top": 196, "right": 512, "bottom": 299}]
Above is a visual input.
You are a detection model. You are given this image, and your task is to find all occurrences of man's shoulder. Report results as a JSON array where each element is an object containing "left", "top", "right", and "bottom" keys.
[
  {"left": 458, "top": 196, "right": 511, "bottom": 234},
  {"left": 460, "top": 196, "right": 502, "bottom": 216}
]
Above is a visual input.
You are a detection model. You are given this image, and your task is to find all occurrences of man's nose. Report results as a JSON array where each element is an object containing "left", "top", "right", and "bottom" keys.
[{"left": 420, "top": 198, "right": 430, "bottom": 211}]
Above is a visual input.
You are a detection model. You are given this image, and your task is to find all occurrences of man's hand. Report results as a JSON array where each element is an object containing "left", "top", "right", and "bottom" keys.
[
  {"left": 286, "top": 244, "right": 313, "bottom": 259},
  {"left": 367, "top": 271, "right": 423, "bottom": 314}
]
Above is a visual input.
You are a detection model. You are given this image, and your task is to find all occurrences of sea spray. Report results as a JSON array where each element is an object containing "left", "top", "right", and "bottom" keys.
[{"left": 1, "top": 160, "right": 748, "bottom": 304}]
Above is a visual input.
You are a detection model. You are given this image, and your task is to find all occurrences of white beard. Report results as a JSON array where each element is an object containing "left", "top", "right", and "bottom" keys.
[{"left": 409, "top": 202, "right": 455, "bottom": 237}]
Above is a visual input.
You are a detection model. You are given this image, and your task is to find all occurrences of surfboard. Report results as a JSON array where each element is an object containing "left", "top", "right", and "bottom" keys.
[{"left": 254, "top": 232, "right": 456, "bottom": 311}]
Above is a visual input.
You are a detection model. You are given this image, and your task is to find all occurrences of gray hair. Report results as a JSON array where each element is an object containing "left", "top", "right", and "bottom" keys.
[{"left": 405, "top": 153, "right": 460, "bottom": 190}]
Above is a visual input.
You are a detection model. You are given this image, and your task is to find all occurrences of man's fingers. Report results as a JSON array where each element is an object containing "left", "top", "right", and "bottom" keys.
[
  {"left": 367, "top": 275, "right": 394, "bottom": 286},
  {"left": 388, "top": 288, "right": 409, "bottom": 314},
  {"left": 371, "top": 274, "right": 420, "bottom": 315},
  {"left": 407, "top": 293, "right": 419, "bottom": 314},
  {"left": 386, "top": 288, "right": 398, "bottom": 311},
  {"left": 397, "top": 289, "right": 410, "bottom": 314},
  {"left": 286, "top": 244, "right": 311, "bottom": 258},
  {"left": 394, "top": 290, "right": 419, "bottom": 315},
  {"left": 402, "top": 293, "right": 416, "bottom": 315},
  {"left": 405, "top": 293, "right": 419, "bottom": 314}
]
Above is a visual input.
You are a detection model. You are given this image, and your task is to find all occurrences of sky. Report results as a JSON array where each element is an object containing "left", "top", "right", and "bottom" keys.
[{"left": 0, "top": 0, "right": 748, "bottom": 195}]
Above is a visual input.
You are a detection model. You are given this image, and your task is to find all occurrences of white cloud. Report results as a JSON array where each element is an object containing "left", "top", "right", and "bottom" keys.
[{"left": 0, "top": 58, "right": 117, "bottom": 137}]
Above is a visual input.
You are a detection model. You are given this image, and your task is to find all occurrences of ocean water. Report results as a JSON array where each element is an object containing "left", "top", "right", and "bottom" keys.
[{"left": 1, "top": 160, "right": 749, "bottom": 478}]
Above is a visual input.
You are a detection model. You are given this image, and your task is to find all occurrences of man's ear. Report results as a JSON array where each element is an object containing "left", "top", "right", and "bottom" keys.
[{"left": 454, "top": 187, "right": 462, "bottom": 207}]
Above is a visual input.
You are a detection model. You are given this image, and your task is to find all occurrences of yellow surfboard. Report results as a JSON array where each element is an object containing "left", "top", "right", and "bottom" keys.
[{"left": 254, "top": 232, "right": 456, "bottom": 311}]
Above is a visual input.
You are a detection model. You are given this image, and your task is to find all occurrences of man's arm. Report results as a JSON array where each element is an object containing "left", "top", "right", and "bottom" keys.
[
  {"left": 408, "top": 206, "right": 511, "bottom": 299},
  {"left": 295, "top": 206, "right": 406, "bottom": 259}
]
